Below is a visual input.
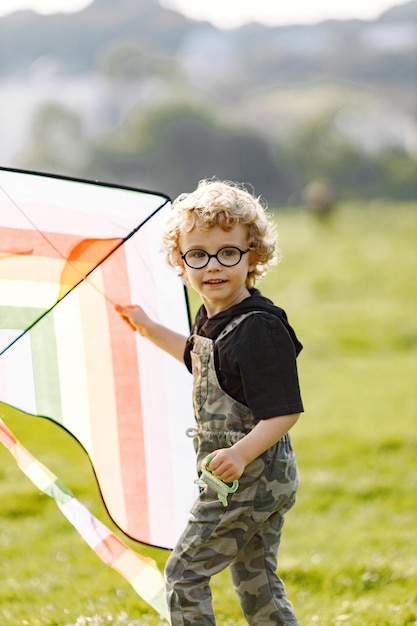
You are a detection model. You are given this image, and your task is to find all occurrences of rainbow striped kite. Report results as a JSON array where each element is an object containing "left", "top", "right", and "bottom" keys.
[{"left": 0, "top": 167, "right": 197, "bottom": 617}]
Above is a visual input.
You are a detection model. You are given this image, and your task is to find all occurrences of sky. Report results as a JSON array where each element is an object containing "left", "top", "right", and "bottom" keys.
[{"left": 0, "top": 0, "right": 400, "bottom": 28}]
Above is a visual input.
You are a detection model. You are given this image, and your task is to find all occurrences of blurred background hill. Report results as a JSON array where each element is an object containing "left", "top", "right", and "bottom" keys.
[{"left": 0, "top": 0, "right": 416, "bottom": 203}]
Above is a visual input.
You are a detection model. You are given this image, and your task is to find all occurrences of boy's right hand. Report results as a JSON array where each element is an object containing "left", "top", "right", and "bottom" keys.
[
  {"left": 115, "top": 304, "right": 152, "bottom": 335},
  {"left": 115, "top": 304, "right": 187, "bottom": 362}
]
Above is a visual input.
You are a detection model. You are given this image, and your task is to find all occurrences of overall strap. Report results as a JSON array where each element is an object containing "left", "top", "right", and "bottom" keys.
[{"left": 216, "top": 311, "right": 262, "bottom": 342}]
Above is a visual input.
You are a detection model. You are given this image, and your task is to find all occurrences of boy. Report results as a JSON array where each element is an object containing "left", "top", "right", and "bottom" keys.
[{"left": 116, "top": 179, "right": 303, "bottom": 625}]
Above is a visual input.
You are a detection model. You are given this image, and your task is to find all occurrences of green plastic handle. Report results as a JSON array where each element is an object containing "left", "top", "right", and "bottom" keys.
[{"left": 194, "top": 455, "right": 239, "bottom": 506}]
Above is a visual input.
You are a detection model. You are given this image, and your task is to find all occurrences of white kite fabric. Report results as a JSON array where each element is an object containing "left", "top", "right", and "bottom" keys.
[{"left": 0, "top": 167, "right": 197, "bottom": 617}]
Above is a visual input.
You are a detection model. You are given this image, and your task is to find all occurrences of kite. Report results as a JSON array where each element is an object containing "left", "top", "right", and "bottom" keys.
[{"left": 0, "top": 166, "right": 197, "bottom": 619}]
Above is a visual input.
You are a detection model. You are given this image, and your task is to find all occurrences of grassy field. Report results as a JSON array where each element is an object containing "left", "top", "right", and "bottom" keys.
[{"left": 1, "top": 201, "right": 416, "bottom": 625}]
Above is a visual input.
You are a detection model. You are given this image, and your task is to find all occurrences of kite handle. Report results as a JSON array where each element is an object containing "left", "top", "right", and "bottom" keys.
[{"left": 194, "top": 455, "right": 239, "bottom": 506}]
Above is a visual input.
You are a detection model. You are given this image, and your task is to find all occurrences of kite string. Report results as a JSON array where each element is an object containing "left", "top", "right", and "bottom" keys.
[{"left": 0, "top": 415, "right": 169, "bottom": 622}]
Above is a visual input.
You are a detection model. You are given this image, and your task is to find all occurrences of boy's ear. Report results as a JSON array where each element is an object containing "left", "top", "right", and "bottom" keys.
[
  {"left": 172, "top": 249, "right": 184, "bottom": 268},
  {"left": 172, "top": 249, "right": 189, "bottom": 283},
  {"left": 248, "top": 250, "right": 258, "bottom": 272}
]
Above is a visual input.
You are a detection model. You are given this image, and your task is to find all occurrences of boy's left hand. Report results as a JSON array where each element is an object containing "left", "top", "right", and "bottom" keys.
[{"left": 207, "top": 448, "right": 246, "bottom": 482}]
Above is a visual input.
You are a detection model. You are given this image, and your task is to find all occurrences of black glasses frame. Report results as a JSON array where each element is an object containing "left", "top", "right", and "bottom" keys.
[{"left": 181, "top": 246, "right": 250, "bottom": 269}]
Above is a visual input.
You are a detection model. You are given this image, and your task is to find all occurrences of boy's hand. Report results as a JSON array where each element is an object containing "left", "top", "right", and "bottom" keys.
[
  {"left": 207, "top": 448, "right": 246, "bottom": 482},
  {"left": 206, "top": 414, "right": 300, "bottom": 482},
  {"left": 114, "top": 304, "right": 187, "bottom": 362},
  {"left": 115, "top": 304, "right": 152, "bottom": 335}
]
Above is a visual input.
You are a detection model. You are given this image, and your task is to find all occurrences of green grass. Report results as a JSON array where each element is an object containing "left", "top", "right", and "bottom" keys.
[{"left": 1, "top": 201, "right": 416, "bottom": 625}]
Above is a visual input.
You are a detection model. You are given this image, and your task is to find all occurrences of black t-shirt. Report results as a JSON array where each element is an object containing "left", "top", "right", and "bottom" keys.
[{"left": 184, "top": 289, "right": 304, "bottom": 421}]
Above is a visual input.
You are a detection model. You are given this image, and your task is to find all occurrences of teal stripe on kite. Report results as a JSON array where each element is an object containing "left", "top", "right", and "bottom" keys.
[
  {"left": 44, "top": 477, "right": 74, "bottom": 503},
  {"left": 0, "top": 306, "right": 45, "bottom": 329},
  {"left": 30, "top": 315, "right": 63, "bottom": 422}
]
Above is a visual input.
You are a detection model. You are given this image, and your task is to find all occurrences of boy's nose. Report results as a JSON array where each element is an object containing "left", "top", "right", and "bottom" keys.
[{"left": 206, "top": 256, "right": 221, "bottom": 269}]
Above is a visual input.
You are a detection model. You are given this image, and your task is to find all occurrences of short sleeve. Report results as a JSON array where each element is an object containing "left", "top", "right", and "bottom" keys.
[{"left": 219, "top": 314, "right": 303, "bottom": 419}]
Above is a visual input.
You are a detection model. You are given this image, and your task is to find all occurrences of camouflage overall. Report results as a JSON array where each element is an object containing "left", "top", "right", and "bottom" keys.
[{"left": 165, "top": 313, "right": 299, "bottom": 625}]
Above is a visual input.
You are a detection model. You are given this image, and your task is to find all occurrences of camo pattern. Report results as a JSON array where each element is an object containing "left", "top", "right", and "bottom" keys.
[{"left": 165, "top": 312, "right": 299, "bottom": 625}]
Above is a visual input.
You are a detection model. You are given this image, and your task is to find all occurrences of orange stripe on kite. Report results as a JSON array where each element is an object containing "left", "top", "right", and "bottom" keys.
[{"left": 106, "top": 249, "right": 151, "bottom": 541}]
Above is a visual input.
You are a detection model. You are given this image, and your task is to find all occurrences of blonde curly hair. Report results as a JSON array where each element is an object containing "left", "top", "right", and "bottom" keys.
[{"left": 161, "top": 179, "right": 279, "bottom": 288}]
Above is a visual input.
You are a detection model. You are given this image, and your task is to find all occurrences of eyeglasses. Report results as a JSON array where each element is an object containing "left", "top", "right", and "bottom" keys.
[{"left": 181, "top": 246, "right": 250, "bottom": 269}]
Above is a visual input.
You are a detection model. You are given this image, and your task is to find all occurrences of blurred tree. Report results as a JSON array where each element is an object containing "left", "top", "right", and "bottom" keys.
[
  {"left": 281, "top": 112, "right": 363, "bottom": 199},
  {"left": 94, "top": 101, "right": 295, "bottom": 203},
  {"left": 98, "top": 43, "right": 146, "bottom": 80},
  {"left": 373, "top": 147, "right": 417, "bottom": 200},
  {"left": 18, "top": 102, "right": 92, "bottom": 177}
]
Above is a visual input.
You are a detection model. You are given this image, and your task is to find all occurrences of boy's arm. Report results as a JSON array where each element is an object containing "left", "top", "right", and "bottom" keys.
[
  {"left": 207, "top": 413, "right": 300, "bottom": 482},
  {"left": 115, "top": 304, "right": 187, "bottom": 362}
]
